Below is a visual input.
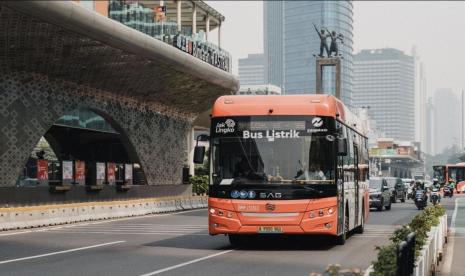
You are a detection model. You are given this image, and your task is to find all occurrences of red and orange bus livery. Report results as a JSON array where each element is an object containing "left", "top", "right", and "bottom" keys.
[
  {"left": 433, "top": 163, "right": 465, "bottom": 193},
  {"left": 194, "top": 95, "right": 369, "bottom": 245}
]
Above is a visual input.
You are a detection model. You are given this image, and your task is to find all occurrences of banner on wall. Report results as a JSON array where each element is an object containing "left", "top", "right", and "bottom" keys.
[
  {"left": 107, "top": 163, "right": 116, "bottom": 184},
  {"left": 96, "top": 162, "right": 106, "bottom": 181},
  {"left": 75, "top": 161, "right": 85, "bottom": 181},
  {"left": 62, "top": 161, "right": 73, "bottom": 180},
  {"left": 37, "top": 160, "right": 49, "bottom": 180},
  {"left": 125, "top": 164, "right": 133, "bottom": 181}
]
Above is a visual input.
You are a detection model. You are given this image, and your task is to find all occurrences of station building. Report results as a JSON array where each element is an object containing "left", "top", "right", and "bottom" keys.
[{"left": 0, "top": 1, "right": 238, "bottom": 206}]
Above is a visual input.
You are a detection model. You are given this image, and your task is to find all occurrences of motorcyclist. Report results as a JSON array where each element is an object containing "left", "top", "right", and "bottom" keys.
[
  {"left": 448, "top": 178, "right": 456, "bottom": 195},
  {"left": 414, "top": 180, "right": 427, "bottom": 202},
  {"left": 430, "top": 178, "right": 441, "bottom": 203}
]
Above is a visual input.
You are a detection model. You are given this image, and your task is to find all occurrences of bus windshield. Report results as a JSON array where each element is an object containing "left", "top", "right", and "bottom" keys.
[
  {"left": 210, "top": 116, "right": 336, "bottom": 185},
  {"left": 449, "top": 166, "right": 465, "bottom": 182}
]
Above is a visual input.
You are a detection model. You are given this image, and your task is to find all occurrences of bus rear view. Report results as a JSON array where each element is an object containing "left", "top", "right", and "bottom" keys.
[{"left": 194, "top": 95, "right": 369, "bottom": 245}]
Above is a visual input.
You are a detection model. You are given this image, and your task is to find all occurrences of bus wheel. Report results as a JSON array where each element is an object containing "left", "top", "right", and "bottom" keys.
[
  {"left": 355, "top": 208, "right": 364, "bottom": 234},
  {"left": 336, "top": 213, "right": 349, "bottom": 245},
  {"left": 228, "top": 234, "right": 243, "bottom": 247}
]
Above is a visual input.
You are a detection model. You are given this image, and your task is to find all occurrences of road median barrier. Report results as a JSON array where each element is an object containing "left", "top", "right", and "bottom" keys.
[
  {"left": 0, "top": 196, "right": 207, "bottom": 231},
  {"left": 365, "top": 204, "right": 447, "bottom": 276}
]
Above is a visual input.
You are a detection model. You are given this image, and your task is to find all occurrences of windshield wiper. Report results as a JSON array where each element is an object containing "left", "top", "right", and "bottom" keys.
[{"left": 300, "top": 185, "right": 324, "bottom": 194}]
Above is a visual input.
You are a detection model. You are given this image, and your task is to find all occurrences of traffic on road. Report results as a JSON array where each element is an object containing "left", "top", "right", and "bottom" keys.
[{"left": 0, "top": 195, "right": 459, "bottom": 276}]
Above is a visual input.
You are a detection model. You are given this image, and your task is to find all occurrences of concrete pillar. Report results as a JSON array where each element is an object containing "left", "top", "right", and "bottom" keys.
[
  {"left": 177, "top": 0, "right": 182, "bottom": 32},
  {"left": 188, "top": 128, "right": 195, "bottom": 176},
  {"left": 205, "top": 14, "right": 210, "bottom": 41},
  {"left": 192, "top": 3, "right": 197, "bottom": 35}
]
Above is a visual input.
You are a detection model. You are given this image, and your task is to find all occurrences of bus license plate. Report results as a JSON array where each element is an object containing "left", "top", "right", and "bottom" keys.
[{"left": 258, "top": 226, "right": 283, "bottom": 234}]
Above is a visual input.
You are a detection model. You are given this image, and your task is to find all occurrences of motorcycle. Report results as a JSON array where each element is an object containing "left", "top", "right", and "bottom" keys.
[
  {"left": 407, "top": 186, "right": 414, "bottom": 200},
  {"left": 414, "top": 189, "right": 427, "bottom": 210},
  {"left": 430, "top": 187, "right": 440, "bottom": 206},
  {"left": 444, "top": 185, "right": 453, "bottom": 198}
]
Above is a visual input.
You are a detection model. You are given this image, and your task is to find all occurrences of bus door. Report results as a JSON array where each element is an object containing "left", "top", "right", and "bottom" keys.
[
  {"left": 337, "top": 154, "right": 344, "bottom": 235},
  {"left": 354, "top": 144, "right": 359, "bottom": 227}
]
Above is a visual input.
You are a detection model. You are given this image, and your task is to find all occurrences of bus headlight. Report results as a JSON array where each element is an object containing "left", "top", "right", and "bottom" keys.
[
  {"left": 328, "top": 207, "right": 335, "bottom": 215},
  {"left": 318, "top": 209, "right": 324, "bottom": 217},
  {"left": 309, "top": 211, "right": 315, "bottom": 218},
  {"left": 209, "top": 208, "right": 216, "bottom": 214}
]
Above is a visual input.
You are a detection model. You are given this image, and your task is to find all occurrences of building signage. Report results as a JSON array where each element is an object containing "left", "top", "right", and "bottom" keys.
[
  {"left": 37, "top": 160, "right": 48, "bottom": 180},
  {"left": 125, "top": 164, "right": 133, "bottom": 181},
  {"left": 107, "top": 163, "right": 116, "bottom": 184},
  {"left": 154, "top": 6, "right": 166, "bottom": 22},
  {"left": 62, "top": 161, "right": 73, "bottom": 180},
  {"left": 173, "top": 34, "right": 230, "bottom": 72},
  {"left": 96, "top": 162, "right": 106, "bottom": 181},
  {"left": 75, "top": 161, "right": 85, "bottom": 181}
]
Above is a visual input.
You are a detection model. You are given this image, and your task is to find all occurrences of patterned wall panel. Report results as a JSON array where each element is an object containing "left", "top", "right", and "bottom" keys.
[{"left": 0, "top": 70, "right": 191, "bottom": 187}]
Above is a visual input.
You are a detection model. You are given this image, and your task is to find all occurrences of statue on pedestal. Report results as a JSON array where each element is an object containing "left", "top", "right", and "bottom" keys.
[
  {"left": 313, "top": 24, "right": 329, "bottom": 58},
  {"left": 326, "top": 29, "right": 344, "bottom": 57}
]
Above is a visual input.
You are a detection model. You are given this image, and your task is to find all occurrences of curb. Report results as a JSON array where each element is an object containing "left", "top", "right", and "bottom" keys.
[{"left": 0, "top": 196, "right": 208, "bottom": 231}]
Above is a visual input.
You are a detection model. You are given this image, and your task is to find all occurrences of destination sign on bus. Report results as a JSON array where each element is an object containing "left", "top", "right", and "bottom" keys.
[{"left": 213, "top": 116, "right": 335, "bottom": 138}]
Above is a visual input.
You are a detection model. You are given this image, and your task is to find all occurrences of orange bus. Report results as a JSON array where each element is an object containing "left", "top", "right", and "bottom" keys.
[
  {"left": 194, "top": 95, "right": 369, "bottom": 245},
  {"left": 433, "top": 163, "right": 465, "bottom": 193}
]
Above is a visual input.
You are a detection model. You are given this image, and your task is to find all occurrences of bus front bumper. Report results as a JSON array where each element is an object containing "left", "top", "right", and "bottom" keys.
[{"left": 208, "top": 197, "right": 339, "bottom": 236}]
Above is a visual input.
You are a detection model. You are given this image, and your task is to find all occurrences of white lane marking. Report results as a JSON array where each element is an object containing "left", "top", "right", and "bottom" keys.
[
  {"left": 0, "top": 240, "right": 125, "bottom": 265},
  {"left": 50, "top": 229, "right": 207, "bottom": 234},
  {"left": 52, "top": 227, "right": 208, "bottom": 233},
  {"left": 139, "top": 250, "right": 234, "bottom": 276},
  {"left": 67, "top": 226, "right": 207, "bottom": 230},
  {"left": 0, "top": 209, "right": 204, "bottom": 237},
  {"left": 442, "top": 197, "right": 460, "bottom": 275},
  {"left": 48, "top": 231, "right": 208, "bottom": 236}
]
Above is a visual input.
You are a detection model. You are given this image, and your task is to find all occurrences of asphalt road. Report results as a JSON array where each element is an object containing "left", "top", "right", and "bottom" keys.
[{"left": 0, "top": 197, "right": 458, "bottom": 276}]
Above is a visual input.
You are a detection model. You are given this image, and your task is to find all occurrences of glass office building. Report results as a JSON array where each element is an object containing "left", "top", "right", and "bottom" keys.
[{"left": 264, "top": 1, "right": 353, "bottom": 105}]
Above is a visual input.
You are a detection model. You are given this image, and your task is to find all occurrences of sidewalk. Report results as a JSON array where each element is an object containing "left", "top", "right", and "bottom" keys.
[{"left": 440, "top": 197, "right": 465, "bottom": 276}]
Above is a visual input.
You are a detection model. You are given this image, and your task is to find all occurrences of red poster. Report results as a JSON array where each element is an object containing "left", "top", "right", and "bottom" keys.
[
  {"left": 37, "top": 160, "right": 48, "bottom": 180},
  {"left": 75, "top": 161, "right": 85, "bottom": 181},
  {"left": 107, "top": 163, "right": 116, "bottom": 183}
]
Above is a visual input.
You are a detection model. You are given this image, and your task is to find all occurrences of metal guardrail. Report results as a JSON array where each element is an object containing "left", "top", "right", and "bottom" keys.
[
  {"left": 364, "top": 214, "right": 448, "bottom": 276},
  {"left": 397, "top": 233, "right": 416, "bottom": 276}
]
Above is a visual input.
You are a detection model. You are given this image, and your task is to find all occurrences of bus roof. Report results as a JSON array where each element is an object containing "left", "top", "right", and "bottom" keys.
[{"left": 211, "top": 94, "right": 367, "bottom": 135}]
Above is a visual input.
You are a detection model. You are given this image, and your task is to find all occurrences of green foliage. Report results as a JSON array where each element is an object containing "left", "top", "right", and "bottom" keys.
[
  {"left": 370, "top": 205, "right": 446, "bottom": 275},
  {"left": 190, "top": 175, "right": 209, "bottom": 195},
  {"left": 371, "top": 244, "right": 397, "bottom": 276}
]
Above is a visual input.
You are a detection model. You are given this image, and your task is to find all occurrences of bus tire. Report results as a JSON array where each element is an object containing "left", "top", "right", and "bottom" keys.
[
  {"left": 228, "top": 234, "right": 243, "bottom": 247},
  {"left": 355, "top": 207, "right": 364, "bottom": 234},
  {"left": 336, "top": 211, "right": 349, "bottom": 245}
]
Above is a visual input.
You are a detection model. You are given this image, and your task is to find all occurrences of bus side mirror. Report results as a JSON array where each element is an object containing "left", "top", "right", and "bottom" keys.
[
  {"left": 193, "top": 146, "right": 205, "bottom": 164},
  {"left": 193, "top": 134, "right": 209, "bottom": 164},
  {"left": 337, "top": 138, "right": 348, "bottom": 156}
]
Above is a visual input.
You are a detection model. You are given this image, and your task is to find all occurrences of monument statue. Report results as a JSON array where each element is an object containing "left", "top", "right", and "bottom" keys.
[
  {"left": 313, "top": 23, "right": 329, "bottom": 57},
  {"left": 326, "top": 29, "right": 344, "bottom": 57}
]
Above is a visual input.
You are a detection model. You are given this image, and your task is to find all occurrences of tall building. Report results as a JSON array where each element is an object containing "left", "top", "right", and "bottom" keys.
[
  {"left": 412, "top": 47, "right": 428, "bottom": 153},
  {"left": 433, "top": 89, "right": 460, "bottom": 154},
  {"left": 264, "top": 1, "right": 284, "bottom": 90},
  {"left": 353, "top": 48, "right": 415, "bottom": 141},
  {"left": 238, "top": 54, "right": 265, "bottom": 85},
  {"left": 425, "top": 97, "right": 435, "bottom": 155},
  {"left": 263, "top": 1, "right": 353, "bottom": 104}
]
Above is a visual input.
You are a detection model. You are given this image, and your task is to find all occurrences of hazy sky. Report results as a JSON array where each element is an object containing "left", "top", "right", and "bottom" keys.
[{"left": 206, "top": 1, "right": 465, "bottom": 96}]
